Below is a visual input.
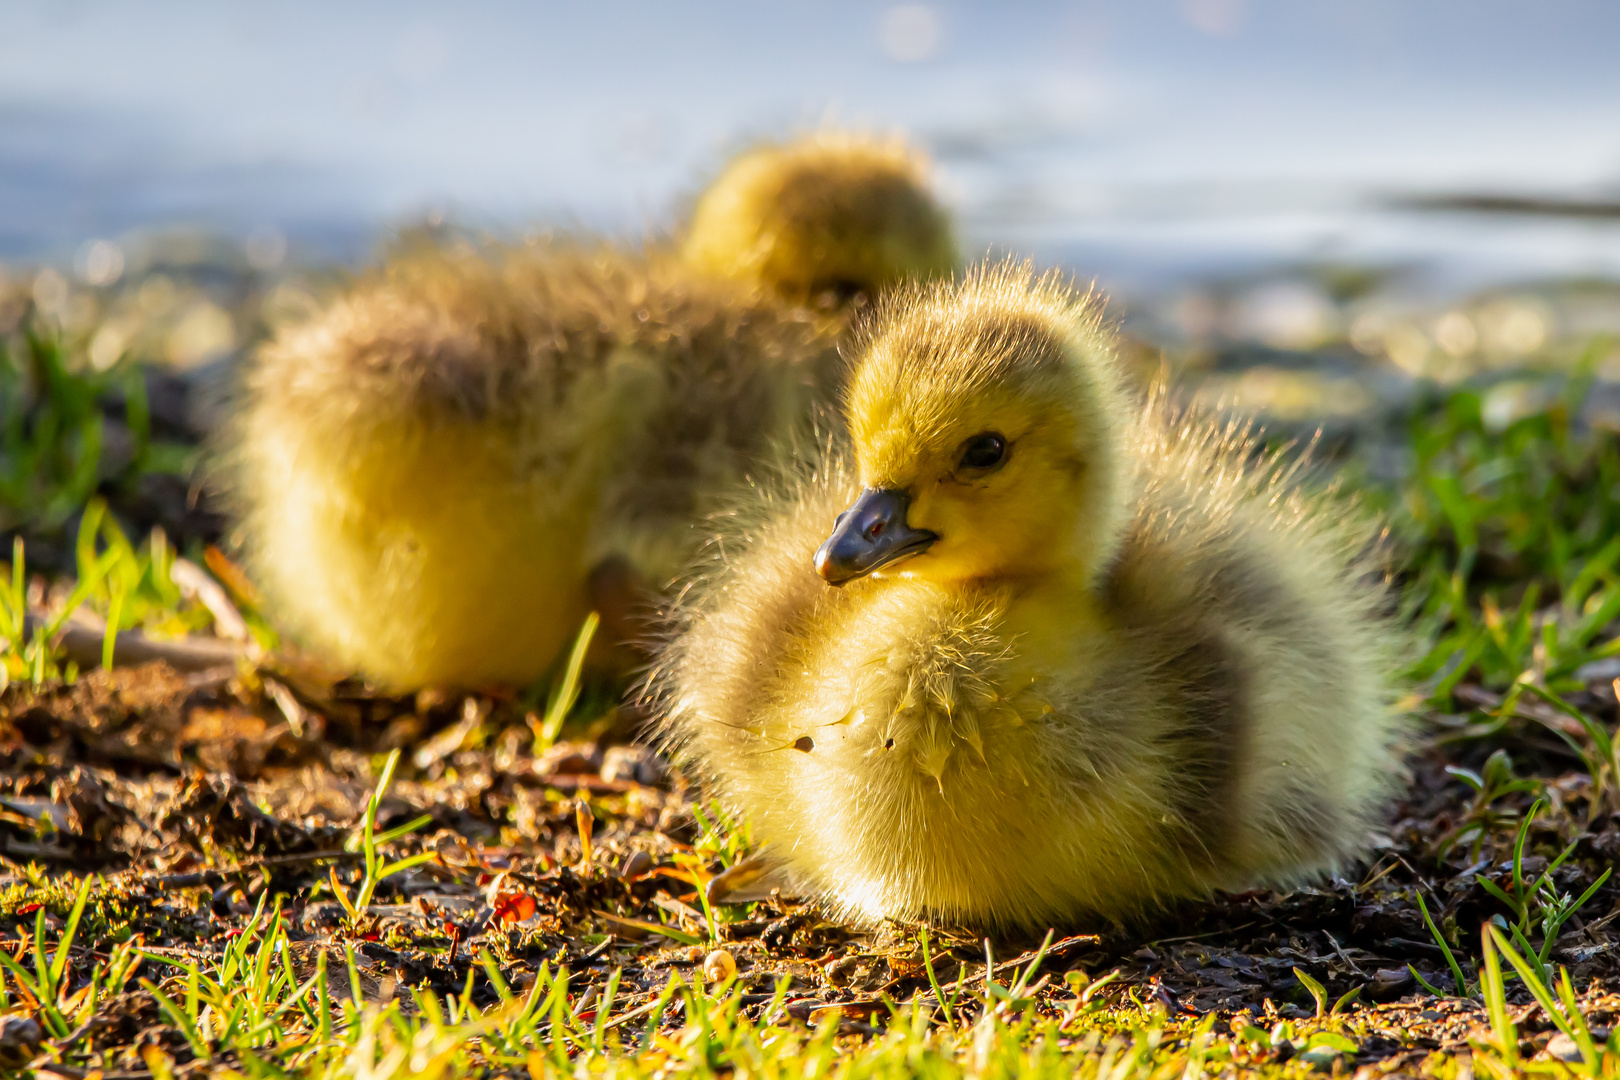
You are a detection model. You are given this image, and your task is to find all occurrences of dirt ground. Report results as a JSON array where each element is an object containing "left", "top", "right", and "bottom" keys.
[{"left": 2, "top": 658, "right": 1617, "bottom": 1074}]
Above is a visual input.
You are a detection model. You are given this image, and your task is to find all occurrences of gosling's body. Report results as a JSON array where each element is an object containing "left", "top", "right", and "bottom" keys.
[
  {"left": 224, "top": 132, "right": 955, "bottom": 689},
  {"left": 658, "top": 264, "right": 1401, "bottom": 931},
  {"left": 231, "top": 246, "right": 841, "bottom": 687}
]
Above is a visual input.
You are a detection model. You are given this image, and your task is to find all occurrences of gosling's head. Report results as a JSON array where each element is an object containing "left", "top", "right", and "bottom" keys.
[
  {"left": 681, "top": 130, "right": 957, "bottom": 305},
  {"left": 815, "top": 263, "right": 1131, "bottom": 589}
]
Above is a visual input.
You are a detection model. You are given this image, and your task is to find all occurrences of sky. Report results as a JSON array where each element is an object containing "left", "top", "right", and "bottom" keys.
[{"left": 3, "top": 1, "right": 1619, "bottom": 292}]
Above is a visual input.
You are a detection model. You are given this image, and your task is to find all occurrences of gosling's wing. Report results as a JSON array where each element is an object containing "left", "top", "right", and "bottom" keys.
[
  {"left": 221, "top": 237, "right": 840, "bottom": 685},
  {"left": 582, "top": 255, "right": 843, "bottom": 582},
  {"left": 1103, "top": 393, "right": 1404, "bottom": 889}
]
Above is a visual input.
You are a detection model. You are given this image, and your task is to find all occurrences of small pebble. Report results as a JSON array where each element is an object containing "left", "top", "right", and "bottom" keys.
[
  {"left": 704, "top": 948, "right": 738, "bottom": 983},
  {"left": 1369, "top": 967, "right": 1411, "bottom": 997},
  {"left": 535, "top": 741, "right": 603, "bottom": 777},
  {"left": 823, "top": 954, "right": 857, "bottom": 986},
  {"left": 0, "top": 1016, "right": 42, "bottom": 1071},
  {"left": 1545, "top": 1033, "right": 1583, "bottom": 1063},
  {"left": 601, "top": 745, "right": 668, "bottom": 785},
  {"left": 1297, "top": 1045, "right": 1341, "bottom": 1071}
]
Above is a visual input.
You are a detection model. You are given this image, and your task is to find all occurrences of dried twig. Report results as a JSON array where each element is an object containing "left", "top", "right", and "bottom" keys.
[
  {"left": 153, "top": 849, "right": 363, "bottom": 889},
  {"left": 26, "top": 613, "right": 245, "bottom": 673},
  {"left": 170, "top": 557, "right": 255, "bottom": 646}
]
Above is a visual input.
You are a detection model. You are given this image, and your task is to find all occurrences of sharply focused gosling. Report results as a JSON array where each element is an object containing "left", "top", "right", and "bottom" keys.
[
  {"left": 226, "top": 133, "right": 956, "bottom": 690},
  {"left": 683, "top": 131, "right": 957, "bottom": 304},
  {"left": 657, "top": 263, "right": 1402, "bottom": 932}
]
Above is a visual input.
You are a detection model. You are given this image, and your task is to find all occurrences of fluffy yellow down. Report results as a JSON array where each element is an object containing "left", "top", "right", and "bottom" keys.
[
  {"left": 223, "top": 131, "right": 957, "bottom": 690},
  {"left": 682, "top": 131, "right": 957, "bottom": 304},
  {"left": 656, "top": 262, "right": 1406, "bottom": 932}
]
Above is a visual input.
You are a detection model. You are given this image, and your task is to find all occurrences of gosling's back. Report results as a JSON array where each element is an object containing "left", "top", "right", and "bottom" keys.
[
  {"left": 224, "top": 130, "right": 956, "bottom": 691},
  {"left": 227, "top": 244, "right": 834, "bottom": 688}
]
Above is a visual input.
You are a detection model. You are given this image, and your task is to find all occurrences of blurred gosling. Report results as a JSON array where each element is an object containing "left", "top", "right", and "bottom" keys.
[
  {"left": 224, "top": 132, "right": 956, "bottom": 691},
  {"left": 657, "top": 261, "right": 1403, "bottom": 932},
  {"left": 682, "top": 130, "right": 956, "bottom": 305}
]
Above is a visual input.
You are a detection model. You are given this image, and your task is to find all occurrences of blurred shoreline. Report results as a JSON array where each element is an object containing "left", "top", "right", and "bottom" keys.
[
  {"left": 5, "top": 211, "right": 1620, "bottom": 495},
  {"left": 8, "top": 0, "right": 1620, "bottom": 550},
  {"left": 7, "top": 1, "right": 1620, "bottom": 310}
]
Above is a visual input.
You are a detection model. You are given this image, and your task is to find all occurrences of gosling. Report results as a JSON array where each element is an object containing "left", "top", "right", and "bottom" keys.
[
  {"left": 683, "top": 130, "right": 957, "bottom": 304},
  {"left": 223, "top": 132, "right": 956, "bottom": 690},
  {"left": 656, "top": 262, "right": 1403, "bottom": 932}
]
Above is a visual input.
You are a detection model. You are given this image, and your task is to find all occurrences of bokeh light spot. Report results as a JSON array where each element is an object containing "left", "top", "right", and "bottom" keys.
[
  {"left": 1182, "top": 0, "right": 1246, "bottom": 38},
  {"left": 880, "top": 4, "right": 943, "bottom": 63},
  {"left": 75, "top": 239, "right": 125, "bottom": 286}
]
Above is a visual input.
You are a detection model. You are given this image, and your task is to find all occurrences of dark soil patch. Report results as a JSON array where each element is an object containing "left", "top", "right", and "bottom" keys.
[{"left": 2, "top": 661, "right": 1617, "bottom": 1070}]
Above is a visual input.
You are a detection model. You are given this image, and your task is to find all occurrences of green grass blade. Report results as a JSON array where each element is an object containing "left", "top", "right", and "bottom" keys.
[
  {"left": 1292, "top": 967, "right": 1327, "bottom": 1017},
  {"left": 479, "top": 949, "right": 513, "bottom": 1004},
  {"left": 49, "top": 874, "right": 94, "bottom": 987},
  {"left": 370, "top": 813, "right": 433, "bottom": 848},
  {"left": 1479, "top": 924, "right": 1516, "bottom": 1066},
  {"left": 920, "top": 929, "right": 955, "bottom": 1029},
  {"left": 376, "top": 851, "right": 440, "bottom": 881},
  {"left": 540, "top": 612, "right": 599, "bottom": 748},
  {"left": 1407, "top": 965, "right": 1449, "bottom": 998},
  {"left": 102, "top": 578, "right": 125, "bottom": 671},
  {"left": 1416, "top": 892, "right": 1472, "bottom": 997},
  {"left": 1488, "top": 927, "right": 1578, "bottom": 1047},
  {"left": 1555, "top": 967, "right": 1601, "bottom": 1070},
  {"left": 141, "top": 978, "right": 211, "bottom": 1061}
]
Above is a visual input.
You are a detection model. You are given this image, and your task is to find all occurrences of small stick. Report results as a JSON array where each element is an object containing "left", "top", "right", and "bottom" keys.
[
  {"left": 577, "top": 799, "right": 595, "bottom": 867},
  {"left": 170, "top": 557, "right": 255, "bottom": 646},
  {"left": 26, "top": 613, "right": 245, "bottom": 673},
  {"left": 149, "top": 849, "right": 364, "bottom": 889},
  {"left": 264, "top": 677, "right": 312, "bottom": 738}
]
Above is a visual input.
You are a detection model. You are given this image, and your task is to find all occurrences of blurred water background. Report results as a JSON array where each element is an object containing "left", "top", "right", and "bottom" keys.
[{"left": 5, "top": 0, "right": 1620, "bottom": 422}]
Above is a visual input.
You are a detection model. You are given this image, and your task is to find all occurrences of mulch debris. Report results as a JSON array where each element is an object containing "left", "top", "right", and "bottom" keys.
[{"left": 2, "top": 660, "right": 1618, "bottom": 1071}]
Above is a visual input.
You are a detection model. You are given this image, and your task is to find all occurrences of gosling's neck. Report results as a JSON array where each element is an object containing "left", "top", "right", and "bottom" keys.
[{"left": 1012, "top": 458, "right": 1134, "bottom": 598}]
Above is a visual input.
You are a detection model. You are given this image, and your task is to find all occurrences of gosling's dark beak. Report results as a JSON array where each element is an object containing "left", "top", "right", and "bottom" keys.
[{"left": 813, "top": 488, "right": 938, "bottom": 586}]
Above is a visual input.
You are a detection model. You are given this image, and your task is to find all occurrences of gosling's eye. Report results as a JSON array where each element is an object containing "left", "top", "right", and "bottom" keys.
[{"left": 958, "top": 433, "right": 1007, "bottom": 471}]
